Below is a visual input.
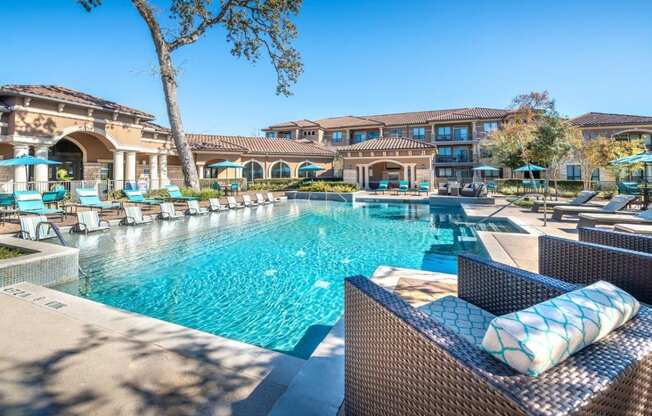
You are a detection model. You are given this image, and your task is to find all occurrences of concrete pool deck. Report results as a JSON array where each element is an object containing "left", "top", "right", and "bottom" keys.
[{"left": 0, "top": 282, "right": 304, "bottom": 415}]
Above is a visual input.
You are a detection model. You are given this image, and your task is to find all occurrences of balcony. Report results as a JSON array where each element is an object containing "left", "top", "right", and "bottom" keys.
[{"left": 434, "top": 155, "right": 474, "bottom": 165}]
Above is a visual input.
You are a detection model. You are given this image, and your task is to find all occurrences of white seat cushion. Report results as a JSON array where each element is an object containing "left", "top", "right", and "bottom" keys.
[{"left": 481, "top": 281, "right": 640, "bottom": 376}]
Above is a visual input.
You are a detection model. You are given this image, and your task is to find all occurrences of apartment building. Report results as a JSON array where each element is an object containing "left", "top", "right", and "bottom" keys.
[{"left": 264, "top": 107, "right": 511, "bottom": 180}]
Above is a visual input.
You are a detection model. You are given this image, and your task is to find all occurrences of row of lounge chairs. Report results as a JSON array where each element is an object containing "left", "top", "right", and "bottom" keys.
[
  {"left": 344, "top": 228, "right": 652, "bottom": 415},
  {"left": 18, "top": 191, "right": 283, "bottom": 240},
  {"left": 374, "top": 180, "right": 430, "bottom": 195}
]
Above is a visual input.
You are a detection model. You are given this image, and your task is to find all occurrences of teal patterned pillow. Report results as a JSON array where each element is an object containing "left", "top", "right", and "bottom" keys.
[
  {"left": 419, "top": 296, "right": 496, "bottom": 347},
  {"left": 481, "top": 281, "right": 640, "bottom": 376}
]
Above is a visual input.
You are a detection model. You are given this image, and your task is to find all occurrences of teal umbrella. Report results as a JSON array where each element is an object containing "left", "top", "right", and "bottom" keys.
[
  {"left": 298, "top": 164, "right": 324, "bottom": 172},
  {"left": 610, "top": 152, "right": 652, "bottom": 208},
  {"left": 472, "top": 165, "right": 499, "bottom": 171},
  {"left": 514, "top": 163, "right": 546, "bottom": 172},
  {"left": 0, "top": 155, "right": 61, "bottom": 166},
  {"left": 207, "top": 160, "right": 243, "bottom": 182}
]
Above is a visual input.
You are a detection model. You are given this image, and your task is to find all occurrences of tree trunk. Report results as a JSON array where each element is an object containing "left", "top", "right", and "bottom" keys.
[{"left": 132, "top": 0, "right": 200, "bottom": 191}]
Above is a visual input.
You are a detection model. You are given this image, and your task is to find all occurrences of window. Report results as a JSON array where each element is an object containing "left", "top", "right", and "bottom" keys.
[
  {"left": 353, "top": 131, "right": 366, "bottom": 143},
  {"left": 243, "top": 161, "right": 264, "bottom": 181},
  {"left": 483, "top": 122, "right": 499, "bottom": 134},
  {"left": 332, "top": 131, "right": 343, "bottom": 144},
  {"left": 265, "top": 131, "right": 276, "bottom": 138},
  {"left": 412, "top": 127, "right": 426, "bottom": 140},
  {"left": 367, "top": 130, "right": 380, "bottom": 140},
  {"left": 483, "top": 168, "right": 501, "bottom": 178},
  {"left": 437, "top": 127, "right": 451, "bottom": 141},
  {"left": 453, "top": 127, "right": 469, "bottom": 141},
  {"left": 591, "top": 169, "right": 600, "bottom": 182},
  {"left": 277, "top": 131, "right": 291, "bottom": 138},
  {"left": 458, "top": 168, "right": 472, "bottom": 178},
  {"left": 437, "top": 167, "right": 453, "bottom": 177},
  {"left": 100, "top": 162, "right": 113, "bottom": 180},
  {"left": 302, "top": 130, "right": 316, "bottom": 136},
  {"left": 437, "top": 146, "right": 452, "bottom": 163},
  {"left": 389, "top": 128, "right": 402, "bottom": 137},
  {"left": 566, "top": 165, "right": 581, "bottom": 181},
  {"left": 271, "top": 162, "right": 291, "bottom": 178}
]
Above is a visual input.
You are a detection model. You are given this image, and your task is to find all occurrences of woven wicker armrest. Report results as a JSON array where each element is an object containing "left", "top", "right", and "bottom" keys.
[
  {"left": 579, "top": 227, "right": 652, "bottom": 254},
  {"left": 345, "top": 271, "right": 652, "bottom": 416},
  {"left": 457, "top": 253, "right": 575, "bottom": 316},
  {"left": 539, "top": 235, "right": 652, "bottom": 305}
]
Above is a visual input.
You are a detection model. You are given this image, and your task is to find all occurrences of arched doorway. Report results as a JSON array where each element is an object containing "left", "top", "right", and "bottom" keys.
[
  {"left": 49, "top": 139, "right": 84, "bottom": 181},
  {"left": 297, "top": 161, "right": 315, "bottom": 178},
  {"left": 270, "top": 161, "right": 291, "bottom": 178},
  {"left": 243, "top": 161, "right": 264, "bottom": 181}
]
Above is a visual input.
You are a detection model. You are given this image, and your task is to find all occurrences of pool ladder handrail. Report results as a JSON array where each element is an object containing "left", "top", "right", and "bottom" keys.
[
  {"left": 475, "top": 194, "right": 531, "bottom": 225},
  {"left": 36, "top": 221, "right": 88, "bottom": 278}
]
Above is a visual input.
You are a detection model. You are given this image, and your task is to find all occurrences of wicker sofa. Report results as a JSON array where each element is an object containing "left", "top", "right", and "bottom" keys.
[
  {"left": 345, "top": 254, "right": 652, "bottom": 416},
  {"left": 539, "top": 235, "right": 652, "bottom": 304},
  {"left": 578, "top": 227, "right": 652, "bottom": 254}
]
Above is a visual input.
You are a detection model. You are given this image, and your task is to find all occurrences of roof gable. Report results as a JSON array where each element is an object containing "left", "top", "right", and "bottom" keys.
[{"left": 338, "top": 137, "right": 437, "bottom": 151}]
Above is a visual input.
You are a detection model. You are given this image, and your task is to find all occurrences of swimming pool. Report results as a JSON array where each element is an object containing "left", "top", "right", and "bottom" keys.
[{"left": 55, "top": 200, "right": 522, "bottom": 358}]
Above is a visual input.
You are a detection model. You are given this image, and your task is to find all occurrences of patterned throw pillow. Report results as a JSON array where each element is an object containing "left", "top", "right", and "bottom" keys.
[
  {"left": 419, "top": 296, "right": 496, "bottom": 347},
  {"left": 481, "top": 281, "right": 640, "bottom": 376}
]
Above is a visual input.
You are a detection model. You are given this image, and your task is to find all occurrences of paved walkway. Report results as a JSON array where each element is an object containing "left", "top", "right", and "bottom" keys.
[{"left": 0, "top": 283, "right": 304, "bottom": 416}]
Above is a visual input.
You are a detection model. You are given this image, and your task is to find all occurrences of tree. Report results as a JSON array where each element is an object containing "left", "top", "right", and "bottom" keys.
[
  {"left": 570, "top": 136, "right": 645, "bottom": 190},
  {"left": 79, "top": 0, "right": 304, "bottom": 190}
]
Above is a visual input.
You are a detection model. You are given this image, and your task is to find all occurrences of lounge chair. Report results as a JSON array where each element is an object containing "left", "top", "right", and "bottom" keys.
[
  {"left": 18, "top": 215, "right": 57, "bottom": 240},
  {"left": 163, "top": 184, "right": 197, "bottom": 201},
  {"left": 208, "top": 198, "right": 228, "bottom": 212},
  {"left": 124, "top": 190, "right": 165, "bottom": 206},
  {"left": 531, "top": 190, "right": 598, "bottom": 212},
  {"left": 578, "top": 226, "right": 652, "bottom": 253},
  {"left": 256, "top": 193, "right": 270, "bottom": 205},
  {"left": 121, "top": 206, "right": 153, "bottom": 226},
  {"left": 14, "top": 191, "right": 65, "bottom": 220},
  {"left": 345, "top": 253, "right": 652, "bottom": 416},
  {"left": 459, "top": 182, "right": 486, "bottom": 197},
  {"left": 266, "top": 192, "right": 281, "bottom": 203},
  {"left": 242, "top": 195, "right": 258, "bottom": 207},
  {"left": 437, "top": 182, "right": 448, "bottom": 195},
  {"left": 227, "top": 196, "right": 245, "bottom": 209},
  {"left": 552, "top": 194, "right": 636, "bottom": 221},
  {"left": 615, "top": 223, "right": 652, "bottom": 235},
  {"left": 417, "top": 181, "right": 429, "bottom": 195},
  {"left": 159, "top": 202, "right": 184, "bottom": 220},
  {"left": 375, "top": 180, "right": 389, "bottom": 194},
  {"left": 394, "top": 180, "right": 409, "bottom": 195},
  {"left": 72, "top": 210, "right": 110, "bottom": 234},
  {"left": 486, "top": 181, "right": 497, "bottom": 195},
  {"left": 75, "top": 188, "right": 121, "bottom": 212},
  {"left": 42, "top": 187, "right": 66, "bottom": 208},
  {"left": 186, "top": 200, "right": 209, "bottom": 215},
  {"left": 577, "top": 207, "right": 652, "bottom": 228}
]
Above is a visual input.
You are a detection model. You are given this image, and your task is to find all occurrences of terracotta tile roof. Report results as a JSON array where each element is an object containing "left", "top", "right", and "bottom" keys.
[
  {"left": 269, "top": 107, "right": 509, "bottom": 130},
  {"left": 142, "top": 121, "right": 170, "bottom": 133},
  {"left": 571, "top": 112, "right": 652, "bottom": 127},
  {"left": 267, "top": 118, "right": 320, "bottom": 128},
  {"left": 338, "top": 137, "right": 437, "bottom": 151},
  {"left": 0, "top": 85, "right": 154, "bottom": 118},
  {"left": 187, "top": 134, "right": 334, "bottom": 156}
]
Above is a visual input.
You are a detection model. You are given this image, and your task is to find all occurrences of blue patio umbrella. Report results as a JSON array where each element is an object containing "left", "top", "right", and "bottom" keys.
[
  {"left": 0, "top": 155, "right": 61, "bottom": 185},
  {"left": 472, "top": 165, "right": 499, "bottom": 171},
  {"left": 611, "top": 152, "right": 652, "bottom": 208},
  {"left": 298, "top": 164, "right": 324, "bottom": 178},
  {"left": 207, "top": 160, "right": 243, "bottom": 181},
  {"left": 514, "top": 163, "right": 546, "bottom": 172}
]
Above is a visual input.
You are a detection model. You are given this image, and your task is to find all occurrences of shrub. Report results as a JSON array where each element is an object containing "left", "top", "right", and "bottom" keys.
[
  {"left": 298, "top": 182, "right": 358, "bottom": 193},
  {"left": 108, "top": 190, "right": 125, "bottom": 200},
  {"left": 249, "top": 179, "right": 304, "bottom": 191}
]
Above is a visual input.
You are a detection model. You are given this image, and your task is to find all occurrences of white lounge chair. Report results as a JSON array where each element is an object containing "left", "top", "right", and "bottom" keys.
[
  {"left": 256, "top": 193, "right": 270, "bottom": 205},
  {"left": 208, "top": 198, "right": 228, "bottom": 212},
  {"left": 552, "top": 194, "right": 636, "bottom": 221},
  {"left": 578, "top": 208, "right": 652, "bottom": 228},
  {"left": 18, "top": 215, "right": 57, "bottom": 240},
  {"left": 614, "top": 223, "right": 652, "bottom": 235},
  {"left": 266, "top": 192, "right": 281, "bottom": 203},
  {"left": 186, "top": 200, "right": 209, "bottom": 216},
  {"left": 159, "top": 202, "right": 184, "bottom": 220},
  {"left": 531, "top": 191, "right": 598, "bottom": 213},
  {"left": 242, "top": 195, "right": 258, "bottom": 207},
  {"left": 227, "top": 196, "right": 245, "bottom": 209},
  {"left": 122, "top": 206, "right": 153, "bottom": 225},
  {"left": 73, "top": 210, "right": 110, "bottom": 234}
]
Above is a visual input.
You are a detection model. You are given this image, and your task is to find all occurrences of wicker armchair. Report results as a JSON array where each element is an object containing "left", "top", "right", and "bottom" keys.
[
  {"left": 578, "top": 227, "right": 652, "bottom": 254},
  {"left": 345, "top": 254, "right": 652, "bottom": 416},
  {"left": 539, "top": 235, "right": 652, "bottom": 304}
]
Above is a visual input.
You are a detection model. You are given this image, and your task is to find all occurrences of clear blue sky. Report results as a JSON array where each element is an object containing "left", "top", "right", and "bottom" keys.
[{"left": 2, "top": 0, "right": 651, "bottom": 135}]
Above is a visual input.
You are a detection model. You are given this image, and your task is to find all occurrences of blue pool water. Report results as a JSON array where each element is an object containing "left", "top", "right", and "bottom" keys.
[{"left": 55, "top": 200, "right": 521, "bottom": 358}]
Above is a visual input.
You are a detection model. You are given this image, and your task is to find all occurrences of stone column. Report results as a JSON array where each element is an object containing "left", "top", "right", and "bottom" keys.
[
  {"left": 379, "top": 127, "right": 384, "bottom": 138},
  {"left": 125, "top": 151, "right": 137, "bottom": 183},
  {"left": 13, "top": 144, "right": 30, "bottom": 191},
  {"left": 403, "top": 165, "right": 408, "bottom": 185},
  {"left": 196, "top": 162, "right": 205, "bottom": 179},
  {"left": 158, "top": 154, "right": 169, "bottom": 186},
  {"left": 113, "top": 150, "right": 124, "bottom": 190},
  {"left": 148, "top": 154, "right": 159, "bottom": 189},
  {"left": 364, "top": 165, "right": 370, "bottom": 190},
  {"left": 34, "top": 144, "right": 50, "bottom": 191}
]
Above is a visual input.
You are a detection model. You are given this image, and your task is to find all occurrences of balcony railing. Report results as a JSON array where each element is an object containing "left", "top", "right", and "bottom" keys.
[{"left": 435, "top": 156, "right": 474, "bottom": 163}]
